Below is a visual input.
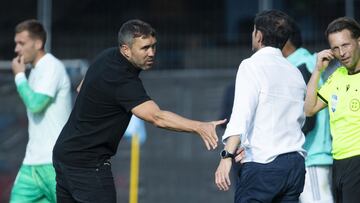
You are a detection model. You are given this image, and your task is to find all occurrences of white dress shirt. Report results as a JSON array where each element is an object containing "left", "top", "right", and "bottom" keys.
[{"left": 223, "top": 47, "right": 306, "bottom": 164}]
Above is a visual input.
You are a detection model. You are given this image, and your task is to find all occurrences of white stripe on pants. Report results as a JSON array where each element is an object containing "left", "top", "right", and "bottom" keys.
[{"left": 299, "top": 165, "right": 334, "bottom": 203}]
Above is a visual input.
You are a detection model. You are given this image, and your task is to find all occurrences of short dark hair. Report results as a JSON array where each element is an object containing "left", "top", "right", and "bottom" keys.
[
  {"left": 15, "top": 19, "right": 46, "bottom": 49},
  {"left": 254, "top": 10, "right": 292, "bottom": 49},
  {"left": 288, "top": 19, "right": 303, "bottom": 49},
  {"left": 118, "top": 19, "right": 156, "bottom": 47},
  {"left": 325, "top": 17, "right": 360, "bottom": 39}
]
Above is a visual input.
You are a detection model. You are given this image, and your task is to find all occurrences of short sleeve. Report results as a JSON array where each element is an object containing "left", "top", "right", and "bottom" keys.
[
  {"left": 115, "top": 78, "right": 151, "bottom": 112},
  {"left": 32, "top": 61, "right": 64, "bottom": 98}
]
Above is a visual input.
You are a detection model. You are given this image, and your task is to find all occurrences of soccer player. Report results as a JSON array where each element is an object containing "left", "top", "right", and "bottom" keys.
[{"left": 10, "top": 19, "right": 72, "bottom": 203}]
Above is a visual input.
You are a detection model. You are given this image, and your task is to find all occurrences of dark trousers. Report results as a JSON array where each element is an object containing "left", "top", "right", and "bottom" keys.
[
  {"left": 333, "top": 155, "right": 360, "bottom": 203},
  {"left": 53, "top": 159, "right": 116, "bottom": 203},
  {"left": 235, "top": 152, "right": 305, "bottom": 203}
]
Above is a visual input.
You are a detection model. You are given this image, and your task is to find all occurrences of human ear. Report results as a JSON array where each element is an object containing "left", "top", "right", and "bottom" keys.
[
  {"left": 35, "top": 39, "right": 43, "bottom": 50},
  {"left": 120, "top": 45, "right": 131, "bottom": 59},
  {"left": 256, "top": 30, "right": 263, "bottom": 44}
]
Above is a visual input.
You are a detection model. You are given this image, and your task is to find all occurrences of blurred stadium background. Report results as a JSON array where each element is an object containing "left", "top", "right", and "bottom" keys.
[{"left": 0, "top": 0, "right": 358, "bottom": 202}]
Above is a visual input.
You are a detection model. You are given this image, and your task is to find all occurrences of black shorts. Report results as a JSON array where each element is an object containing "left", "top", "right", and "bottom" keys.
[
  {"left": 333, "top": 155, "right": 360, "bottom": 203},
  {"left": 53, "top": 159, "right": 116, "bottom": 203}
]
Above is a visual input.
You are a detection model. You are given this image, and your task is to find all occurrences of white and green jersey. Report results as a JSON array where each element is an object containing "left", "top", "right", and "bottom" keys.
[
  {"left": 17, "top": 54, "right": 72, "bottom": 165},
  {"left": 318, "top": 66, "right": 360, "bottom": 160}
]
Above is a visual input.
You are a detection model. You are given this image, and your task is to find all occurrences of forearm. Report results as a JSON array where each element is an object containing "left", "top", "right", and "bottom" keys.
[
  {"left": 304, "top": 69, "right": 322, "bottom": 116},
  {"left": 133, "top": 100, "right": 222, "bottom": 150},
  {"left": 223, "top": 135, "right": 240, "bottom": 153},
  {"left": 152, "top": 110, "right": 200, "bottom": 133},
  {"left": 15, "top": 73, "right": 52, "bottom": 113}
]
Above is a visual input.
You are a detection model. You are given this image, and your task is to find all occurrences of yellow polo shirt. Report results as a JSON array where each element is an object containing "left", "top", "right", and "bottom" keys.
[{"left": 318, "top": 66, "right": 360, "bottom": 160}]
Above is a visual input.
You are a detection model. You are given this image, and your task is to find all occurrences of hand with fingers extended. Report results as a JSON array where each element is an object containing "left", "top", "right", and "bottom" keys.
[
  {"left": 196, "top": 119, "right": 227, "bottom": 150},
  {"left": 215, "top": 158, "right": 232, "bottom": 191},
  {"left": 316, "top": 49, "right": 335, "bottom": 72}
]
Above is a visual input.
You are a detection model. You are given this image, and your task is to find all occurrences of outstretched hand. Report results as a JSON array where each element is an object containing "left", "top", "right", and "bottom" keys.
[{"left": 196, "top": 119, "right": 227, "bottom": 150}]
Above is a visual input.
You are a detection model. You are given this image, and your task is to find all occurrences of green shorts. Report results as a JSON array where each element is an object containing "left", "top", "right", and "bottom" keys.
[{"left": 10, "top": 164, "right": 56, "bottom": 203}]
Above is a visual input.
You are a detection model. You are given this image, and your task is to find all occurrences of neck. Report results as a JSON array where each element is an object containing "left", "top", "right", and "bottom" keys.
[
  {"left": 348, "top": 66, "right": 360, "bottom": 75},
  {"left": 118, "top": 47, "right": 140, "bottom": 69},
  {"left": 348, "top": 58, "right": 360, "bottom": 75},
  {"left": 283, "top": 46, "right": 296, "bottom": 58},
  {"left": 253, "top": 44, "right": 266, "bottom": 52},
  {"left": 32, "top": 50, "right": 46, "bottom": 67}
]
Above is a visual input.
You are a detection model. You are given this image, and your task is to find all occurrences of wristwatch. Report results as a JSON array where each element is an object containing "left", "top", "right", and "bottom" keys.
[{"left": 220, "top": 149, "right": 235, "bottom": 159}]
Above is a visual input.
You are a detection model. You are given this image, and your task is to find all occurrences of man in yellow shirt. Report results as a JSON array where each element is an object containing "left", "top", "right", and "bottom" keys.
[{"left": 305, "top": 17, "right": 360, "bottom": 203}]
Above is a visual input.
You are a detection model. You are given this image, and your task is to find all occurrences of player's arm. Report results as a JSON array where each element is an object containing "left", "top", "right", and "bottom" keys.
[
  {"left": 12, "top": 56, "right": 52, "bottom": 113},
  {"left": 15, "top": 72, "right": 52, "bottom": 113},
  {"left": 304, "top": 50, "right": 333, "bottom": 116},
  {"left": 131, "top": 100, "right": 226, "bottom": 150}
]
